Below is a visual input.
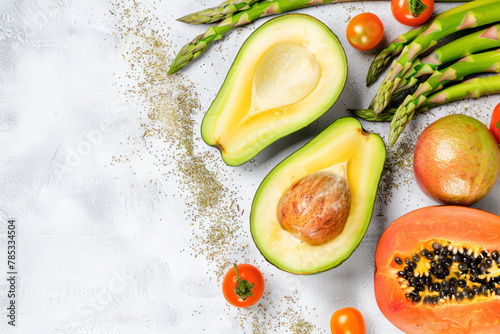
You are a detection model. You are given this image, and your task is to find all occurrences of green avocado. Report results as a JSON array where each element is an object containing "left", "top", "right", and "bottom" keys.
[
  {"left": 250, "top": 117, "right": 386, "bottom": 274},
  {"left": 201, "top": 14, "right": 348, "bottom": 166}
]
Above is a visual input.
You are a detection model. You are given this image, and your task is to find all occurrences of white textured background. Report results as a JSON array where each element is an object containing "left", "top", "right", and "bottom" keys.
[{"left": 0, "top": 0, "right": 499, "bottom": 333}]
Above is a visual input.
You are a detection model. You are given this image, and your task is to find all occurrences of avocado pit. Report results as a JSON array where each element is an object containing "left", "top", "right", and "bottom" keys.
[{"left": 277, "top": 170, "right": 351, "bottom": 246}]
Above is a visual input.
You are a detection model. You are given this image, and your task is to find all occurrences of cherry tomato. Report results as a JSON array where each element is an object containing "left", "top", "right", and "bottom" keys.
[
  {"left": 222, "top": 264, "right": 264, "bottom": 307},
  {"left": 346, "top": 13, "right": 384, "bottom": 51},
  {"left": 490, "top": 102, "right": 500, "bottom": 144},
  {"left": 330, "top": 307, "right": 366, "bottom": 334},
  {"left": 391, "top": 0, "right": 434, "bottom": 26}
]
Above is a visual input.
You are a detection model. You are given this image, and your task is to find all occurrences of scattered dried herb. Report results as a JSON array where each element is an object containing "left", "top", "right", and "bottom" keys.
[{"left": 110, "top": 1, "right": 326, "bottom": 331}]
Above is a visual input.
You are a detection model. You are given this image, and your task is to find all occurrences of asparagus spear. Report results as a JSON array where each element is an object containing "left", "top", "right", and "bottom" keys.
[
  {"left": 371, "top": 1, "right": 500, "bottom": 115},
  {"left": 352, "top": 107, "right": 398, "bottom": 121},
  {"left": 169, "top": 0, "right": 475, "bottom": 74},
  {"left": 389, "top": 49, "right": 500, "bottom": 146},
  {"left": 177, "top": 0, "right": 262, "bottom": 25},
  {"left": 169, "top": 0, "right": 330, "bottom": 74},
  {"left": 352, "top": 74, "right": 500, "bottom": 122},
  {"left": 182, "top": 0, "right": 475, "bottom": 26},
  {"left": 366, "top": 0, "right": 497, "bottom": 86}
]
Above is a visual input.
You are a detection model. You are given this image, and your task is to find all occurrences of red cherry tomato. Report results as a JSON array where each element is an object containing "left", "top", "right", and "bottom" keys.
[
  {"left": 391, "top": 0, "right": 434, "bottom": 26},
  {"left": 346, "top": 13, "right": 384, "bottom": 51},
  {"left": 490, "top": 102, "right": 500, "bottom": 144},
  {"left": 222, "top": 264, "right": 264, "bottom": 307},
  {"left": 330, "top": 307, "right": 366, "bottom": 334}
]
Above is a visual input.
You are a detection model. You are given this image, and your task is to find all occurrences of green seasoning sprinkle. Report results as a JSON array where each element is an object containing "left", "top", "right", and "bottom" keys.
[
  {"left": 290, "top": 317, "right": 315, "bottom": 334},
  {"left": 111, "top": 1, "right": 327, "bottom": 332}
]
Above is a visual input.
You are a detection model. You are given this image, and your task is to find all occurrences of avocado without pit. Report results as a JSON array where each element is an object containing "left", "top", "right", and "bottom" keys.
[
  {"left": 250, "top": 117, "right": 386, "bottom": 274},
  {"left": 201, "top": 14, "right": 348, "bottom": 166}
]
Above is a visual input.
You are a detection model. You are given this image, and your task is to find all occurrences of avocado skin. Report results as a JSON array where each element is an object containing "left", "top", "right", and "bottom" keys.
[
  {"left": 201, "top": 14, "right": 348, "bottom": 166},
  {"left": 250, "top": 117, "right": 386, "bottom": 275}
]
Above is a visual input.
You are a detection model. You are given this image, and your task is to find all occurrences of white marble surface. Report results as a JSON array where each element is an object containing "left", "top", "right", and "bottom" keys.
[{"left": 1, "top": 0, "right": 499, "bottom": 333}]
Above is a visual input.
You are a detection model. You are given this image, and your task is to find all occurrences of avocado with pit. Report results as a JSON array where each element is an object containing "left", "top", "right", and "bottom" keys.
[
  {"left": 250, "top": 117, "right": 386, "bottom": 274},
  {"left": 201, "top": 14, "right": 348, "bottom": 166}
]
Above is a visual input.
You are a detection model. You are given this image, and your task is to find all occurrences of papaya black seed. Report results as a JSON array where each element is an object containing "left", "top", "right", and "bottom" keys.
[
  {"left": 473, "top": 286, "right": 481, "bottom": 294},
  {"left": 409, "top": 261, "right": 417, "bottom": 270},
  {"left": 413, "top": 254, "right": 420, "bottom": 262},
  {"left": 433, "top": 282, "right": 441, "bottom": 292},
  {"left": 440, "top": 249, "right": 448, "bottom": 257},
  {"left": 482, "top": 250, "right": 489, "bottom": 257},
  {"left": 429, "top": 268, "right": 437, "bottom": 275},
  {"left": 437, "top": 255, "right": 446, "bottom": 263},
  {"left": 397, "top": 271, "right": 405, "bottom": 277},
  {"left": 480, "top": 285, "right": 488, "bottom": 296},
  {"left": 479, "top": 263, "right": 487, "bottom": 273},
  {"left": 420, "top": 249, "right": 429, "bottom": 256},
  {"left": 470, "top": 267, "right": 479, "bottom": 276},
  {"left": 395, "top": 257, "right": 403, "bottom": 265},
  {"left": 444, "top": 258, "right": 453, "bottom": 267},
  {"left": 468, "top": 291, "right": 475, "bottom": 300},
  {"left": 431, "top": 296, "right": 439, "bottom": 305},
  {"left": 449, "top": 277, "right": 457, "bottom": 286},
  {"left": 495, "top": 288, "right": 500, "bottom": 296},
  {"left": 492, "top": 250, "right": 499, "bottom": 261},
  {"left": 405, "top": 258, "right": 411, "bottom": 265},
  {"left": 439, "top": 290, "right": 447, "bottom": 298},
  {"left": 441, "top": 280, "right": 449, "bottom": 289},
  {"left": 412, "top": 295, "right": 422, "bottom": 304},
  {"left": 426, "top": 252, "right": 434, "bottom": 260},
  {"left": 456, "top": 293, "right": 464, "bottom": 303},
  {"left": 475, "top": 256, "right": 483, "bottom": 265},
  {"left": 432, "top": 243, "right": 442, "bottom": 251},
  {"left": 435, "top": 263, "right": 444, "bottom": 273},
  {"left": 430, "top": 261, "right": 437, "bottom": 268},
  {"left": 406, "top": 293, "right": 413, "bottom": 300},
  {"left": 457, "top": 279, "right": 467, "bottom": 287},
  {"left": 443, "top": 268, "right": 450, "bottom": 276},
  {"left": 424, "top": 276, "right": 431, "bottom": 285},
  {"left": 428, "top": 284, "right": 434, "bottom": 292},
  {"left": 404, "top": 266, "right": 414, "bottom": 275},
  {"left": 485, "top": 258, "right": 493, "bottom": 268},
  {"left": 448, "top": 286, "right": 456, "bottom": 295},
  {"left": 423, "top": 295, "right": 431, "bottom": 305},
  {"left": 458, "top": 263, "right": 468, "bottom": 272},
  {"left": 409, "top": 277, "right": 417, "bottom": 286},
  {"left": 451, "top": 254, "right": 461, "bottom": 262}
]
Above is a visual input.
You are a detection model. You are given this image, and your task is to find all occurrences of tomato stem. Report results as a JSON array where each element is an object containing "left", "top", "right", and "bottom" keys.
[
  {"left": 496, "top": 120, "right": 500, "bottom": 131},
  {"left": 233, "top": 264, "right": 254, "bottom": 301},
  {"left": 407, "top": 0, "right": 427, "bottom": 17}
]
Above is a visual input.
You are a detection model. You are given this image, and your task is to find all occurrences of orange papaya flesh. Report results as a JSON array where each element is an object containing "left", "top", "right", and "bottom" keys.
[{"left": 375, "top": 206, "right": 500, "bottom": 334}]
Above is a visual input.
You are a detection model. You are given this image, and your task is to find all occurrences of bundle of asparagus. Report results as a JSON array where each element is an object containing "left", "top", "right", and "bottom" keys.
[
  {"left": 357, "top": 0, "right": 500, "bottom": 146},
  {"left": 354, "top": 74, "right": 500, "bottom": 122},
  {"left": 169, "top": 0, "right": 470, "bottom": 74}
]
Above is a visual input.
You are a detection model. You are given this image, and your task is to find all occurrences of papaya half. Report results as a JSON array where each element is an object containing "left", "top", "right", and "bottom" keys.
[{"left": 375, "top": 206, "right": 500, "bottom": 334}]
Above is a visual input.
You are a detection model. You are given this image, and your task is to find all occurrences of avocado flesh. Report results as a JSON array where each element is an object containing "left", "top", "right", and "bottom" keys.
[
  {"left": 201, "top": 14, "right": 347, "bottom": 166},
  {"left": 250, "top": 118, "right": 386, "bottom": 274}
]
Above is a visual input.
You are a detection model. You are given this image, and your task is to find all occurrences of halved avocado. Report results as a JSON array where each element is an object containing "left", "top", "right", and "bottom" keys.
[
  {"left": 201, "top": 14, "right": 348, "bottom": 166},
  {"left": 250, "top": 117, "right": 386, "bottom": 274}
]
